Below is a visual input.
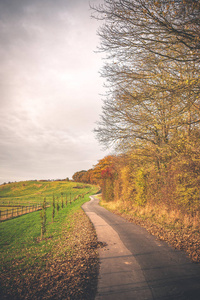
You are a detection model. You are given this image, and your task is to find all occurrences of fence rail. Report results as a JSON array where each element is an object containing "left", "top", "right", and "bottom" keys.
[{"left": 0, "top": 203, "right": 50, "bottom": 221}]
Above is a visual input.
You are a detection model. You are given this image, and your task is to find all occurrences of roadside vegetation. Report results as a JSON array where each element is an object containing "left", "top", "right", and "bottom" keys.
[
  {"left": 0, "top": 181, "right": 99, "bottom": 299},
  {"left": 98, "top": 194, "right": 200, "bottom": 263},
  {"left": 73, "top": 153, "right": 200, "bottom": 263},
  {"left": 73, "top": 0, "right": 200, "bottom": 263}
]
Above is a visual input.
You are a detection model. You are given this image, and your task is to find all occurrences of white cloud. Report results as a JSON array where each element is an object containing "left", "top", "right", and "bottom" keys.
[{"left": 0, "top": 0, "right": 110, "bottom": 184}]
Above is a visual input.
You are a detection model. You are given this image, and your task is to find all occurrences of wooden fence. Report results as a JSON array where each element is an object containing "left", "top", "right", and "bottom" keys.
[
  {"left": 0, "top": 203, "right": 50, "bottom": 221},
  {"left": 0, "top": 193, "right": 88, "bottom": 222}
]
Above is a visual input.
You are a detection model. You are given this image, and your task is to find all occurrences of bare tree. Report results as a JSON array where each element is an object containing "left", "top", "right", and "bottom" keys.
[
  {"left": 92, "top": 0, "right": 200, "bottom": 63},
  {"left": 92, "top": 0, "right": 200, "bottom": 150}
]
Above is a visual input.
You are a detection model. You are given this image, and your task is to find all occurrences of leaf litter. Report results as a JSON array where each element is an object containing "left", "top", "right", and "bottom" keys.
[
  {"left": 0, "top": 210, "right": 99, "bottom": 300},
  {"left": 111, "top": 209, "right": 200, "bottom": 263}
]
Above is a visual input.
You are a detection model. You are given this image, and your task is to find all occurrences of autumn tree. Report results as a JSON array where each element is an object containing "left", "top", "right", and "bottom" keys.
[
  {"left": 92, "top": 0, "right": 200, "bottom": 150},
  {"left": 92, "top": 155, "right": 115, "bottom": 183},
  {"left": 72, "top": 170, "right": 88, "bottom": 183},
  {"left": 92, "top": 0, "right": 200, "bottom": 62},
  {"left": 90, "top": 0, "right": 200, "bottom": 212}
]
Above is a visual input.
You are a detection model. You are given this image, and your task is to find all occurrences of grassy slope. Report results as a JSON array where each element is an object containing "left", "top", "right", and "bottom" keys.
[
  {"left": 0, "top": 180, "right": 92, "bottom": 205},
  {"left": 0, "top": 181, "right": 99, "bottom": 299}
]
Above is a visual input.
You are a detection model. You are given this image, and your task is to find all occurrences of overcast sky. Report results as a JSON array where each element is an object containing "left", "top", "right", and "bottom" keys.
[{"left": 0, "top": 0, "right": 110, "bottom": 184}]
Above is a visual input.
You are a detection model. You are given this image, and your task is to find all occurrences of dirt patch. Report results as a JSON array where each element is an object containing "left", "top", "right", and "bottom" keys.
[{"left": 0, "top": 210, "right": 99, "bottom": 300}]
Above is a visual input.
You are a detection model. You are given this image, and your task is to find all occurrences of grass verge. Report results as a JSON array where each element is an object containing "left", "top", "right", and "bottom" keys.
[
  {"left": 0, "top": 187, "right": 99, "bottom": 299},
  {"left": 98, "top": 196, "right": 200, "bottom": 263}
]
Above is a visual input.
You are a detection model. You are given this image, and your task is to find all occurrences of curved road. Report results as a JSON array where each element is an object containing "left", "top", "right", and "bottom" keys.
[{"left": 82, "top": 196, "right": 200, "bottom": 300}]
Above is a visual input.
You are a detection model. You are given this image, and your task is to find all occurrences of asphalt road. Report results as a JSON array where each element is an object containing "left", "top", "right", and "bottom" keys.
[{"left": 82, "top": 196, "right": 200, "bottom": 300}]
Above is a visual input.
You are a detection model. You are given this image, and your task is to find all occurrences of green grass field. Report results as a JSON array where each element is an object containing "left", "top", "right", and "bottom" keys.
[
  {"left": 0, "top": 180, "right": 99, "bottom": 298},
  {"left": 0, "top": 180, "right": 92, "bottom": 205}
]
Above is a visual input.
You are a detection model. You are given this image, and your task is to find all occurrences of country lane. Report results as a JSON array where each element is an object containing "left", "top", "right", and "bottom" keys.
[{"left": 82, "top": 195, "right": 200, "bottom": 300}]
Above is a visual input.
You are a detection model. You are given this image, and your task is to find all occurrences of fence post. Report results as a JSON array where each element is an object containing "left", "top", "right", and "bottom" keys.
[
  {"left": 6, "top": 209, "right": 8, "bottom": 219},
  {"left": 0, "top": 210, "right": 1, "bottom": 220}
]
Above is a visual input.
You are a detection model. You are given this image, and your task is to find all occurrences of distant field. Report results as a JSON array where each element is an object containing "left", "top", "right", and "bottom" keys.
[
  {"left": 0, "top": 180, "right": 95, "bottom": 221},
  {"left": 0, "top": 180, "right": 99, "bottom": 299},
  {"left": 0, "top": 180, "right": 92, "bottom": 206}
]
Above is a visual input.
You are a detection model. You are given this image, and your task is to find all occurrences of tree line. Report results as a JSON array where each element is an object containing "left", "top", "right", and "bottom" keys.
[{"left": 74, "top": 0, "right": 200, "bottom": 215}]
